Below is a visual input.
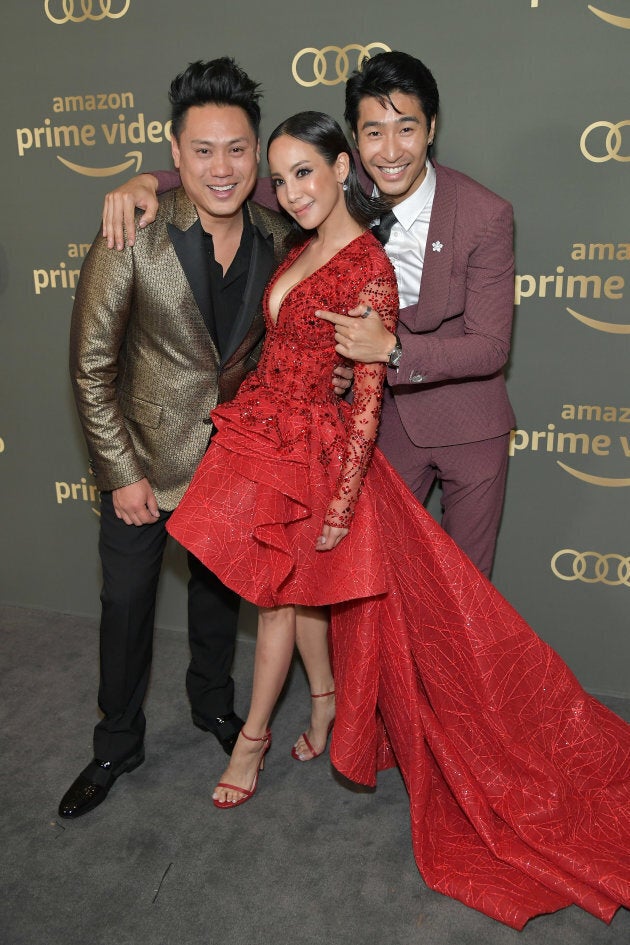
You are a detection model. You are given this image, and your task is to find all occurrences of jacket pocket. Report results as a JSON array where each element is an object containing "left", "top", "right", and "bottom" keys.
[{"left": 119, "top": 391, "right": 163, "bottom": 429}]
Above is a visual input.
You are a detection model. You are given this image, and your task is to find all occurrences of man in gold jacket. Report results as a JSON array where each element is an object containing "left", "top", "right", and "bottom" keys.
[{"left": 60, "top": 59, "right": 291, "bottom": 818}]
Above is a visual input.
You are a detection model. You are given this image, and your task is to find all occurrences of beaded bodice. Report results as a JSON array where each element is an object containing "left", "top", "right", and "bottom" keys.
[{"left": 233, "top": 231, "right": 398, "bottom": 528}]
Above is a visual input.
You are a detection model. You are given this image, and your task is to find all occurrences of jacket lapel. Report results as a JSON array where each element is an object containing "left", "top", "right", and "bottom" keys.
[
  {"left": 355, "top": 155, "right": 457, "bottom": 333},
  {"left": 221, "top": 204, "right": 276, "bottom": 366},
  {"left": 167, "top": 191, "right": 216, "bottom": 340},
  {"left": 404, "top": 162, "right": 456, "bottom": 332}
]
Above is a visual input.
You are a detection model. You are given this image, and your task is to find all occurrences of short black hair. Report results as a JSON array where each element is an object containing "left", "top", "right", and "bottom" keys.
[
  {"left": 267, "top": 110, "right": 389, "bottom": 241},
  {"left": 344, "top": 51, "right": 439, "bottom": 136},
  {"left": 169, "top": 57, "right": 262, "bottom": 140}
]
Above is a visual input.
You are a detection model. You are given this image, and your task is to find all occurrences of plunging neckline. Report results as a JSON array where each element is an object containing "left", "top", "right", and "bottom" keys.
[{"left": 267, "top": 231, "right": 368, "bottom": 326}]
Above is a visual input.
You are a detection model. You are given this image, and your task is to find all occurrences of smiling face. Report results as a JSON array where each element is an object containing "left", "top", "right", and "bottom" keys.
[
  {"left": 354, "top": 91, "right": 436, "bottom": 205},
  {"left": 170, "top": 103, "right": 260, "bottom": 228},
  {"left": 268, "top": 134, "right": 349, "bottom": 232}
]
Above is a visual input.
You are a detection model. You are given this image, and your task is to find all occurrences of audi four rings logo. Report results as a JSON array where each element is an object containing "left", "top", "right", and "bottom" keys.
[
  {"left": 580, "top": 120, "right": 630, "bottom": 163},
  {"left": 588, "top": 5, "right": 630, "bottom": 29},
  {"left": 292, "top": 44, "right": 391, "bottom": 87},
  {"left": 551, "top": 550, "right": 630, "bottom": 586},
  {"left": 44, "top": 0, "right": 131, "bottom": 23}
]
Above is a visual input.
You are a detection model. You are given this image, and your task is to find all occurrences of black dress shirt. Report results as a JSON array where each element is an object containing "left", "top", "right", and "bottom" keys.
[{"left": 203, "top": 207, "right": 254, "bottom": 358}]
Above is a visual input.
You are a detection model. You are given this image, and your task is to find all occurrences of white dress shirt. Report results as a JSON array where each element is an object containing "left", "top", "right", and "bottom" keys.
[{"left": 375, "top": 161, "right": 436, "bottom": 308}]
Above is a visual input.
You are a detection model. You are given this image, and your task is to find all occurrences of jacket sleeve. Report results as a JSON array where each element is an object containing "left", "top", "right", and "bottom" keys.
[
  {"left": 69, "top": 229, "right": 145, "bottom": 491},
  {"left": 252, "top": 177, "right": 281, "bottom": 212},
  {"left": 390, "top": 201, "right": 514, "bottom": 387},
  {"left": 154, "top": 169, "right": 181, "bottom": 194}
]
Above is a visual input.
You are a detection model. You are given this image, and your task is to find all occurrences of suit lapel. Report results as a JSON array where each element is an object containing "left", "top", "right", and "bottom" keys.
[
  {"left": 221, "top": 206, "right": 276, "bottom": 366},
  {"left": 166, "top": 193, "right": 280, "bottom": 367},
  {"left": 167, "top": 193, "right": 216, "bottom": 341},
  {"left": 405, "top": 163, "right": 456, "bottom": 332},
  {"left": 355, "top": 155, "right": 457, "bottom": 333}
]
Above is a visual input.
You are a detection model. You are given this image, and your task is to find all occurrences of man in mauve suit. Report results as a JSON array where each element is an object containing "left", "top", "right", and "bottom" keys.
[
  {"left": 102, "top": 51, "right": 515, "bottom": 577},
  {"left": 318, "top": 51, "right": 515, "bottom": 577},
  {"left": 59, "top": 59, "right": 291, "bottom": 818}
]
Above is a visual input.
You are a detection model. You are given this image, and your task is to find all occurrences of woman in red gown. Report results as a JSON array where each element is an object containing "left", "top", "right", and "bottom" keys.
[
  {"left": 167, "top": 112, "right": 630, "bottom": 929},
  {"left": 170, "top": 109, "right": 399, "bottom": 800}
]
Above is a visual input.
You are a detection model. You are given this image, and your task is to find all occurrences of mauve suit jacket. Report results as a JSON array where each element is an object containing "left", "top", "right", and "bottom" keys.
[
  {"left": 377, "top": 161, "right": 516, "bottom": 447},
  {"left": 70, "top": 187, "right": 290, "bottom": 510}
]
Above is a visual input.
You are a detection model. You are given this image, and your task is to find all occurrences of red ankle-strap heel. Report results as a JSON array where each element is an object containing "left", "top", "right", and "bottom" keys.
[
  {"left": 291, "top": 691, "right": 335, "bottom": 762},
  {"left": 213, "top": 729, "right": 271, "bottom": 809}
]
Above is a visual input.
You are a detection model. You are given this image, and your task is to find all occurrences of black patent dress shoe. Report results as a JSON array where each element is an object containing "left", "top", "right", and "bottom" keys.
[
  {"left": 191, "top": 711, "right": 244, "bottom": 755},
  {"left": 58, "top": 746, "right": 145, "bottom": 819}
]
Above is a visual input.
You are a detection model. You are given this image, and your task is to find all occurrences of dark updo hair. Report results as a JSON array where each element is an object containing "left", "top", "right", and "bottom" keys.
[{"left": 267, "top": 110, "right": 389, "bottom": 242}]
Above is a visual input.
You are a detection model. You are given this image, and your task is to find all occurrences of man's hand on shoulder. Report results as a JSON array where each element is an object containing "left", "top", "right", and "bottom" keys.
[
  {"left": 102, "top": 173, "right": 160, "bottom": 251},
  {"left": 112, "top": 478, "right": 160, "bottom": 526}
]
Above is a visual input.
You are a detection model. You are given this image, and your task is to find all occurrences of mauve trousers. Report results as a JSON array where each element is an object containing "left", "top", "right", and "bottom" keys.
[{"left": 377, "top": 400, "right": 510, "bottom": 578}]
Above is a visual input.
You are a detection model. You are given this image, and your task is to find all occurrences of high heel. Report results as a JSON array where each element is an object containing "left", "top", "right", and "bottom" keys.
[
  {"left": 213, "top": 728, "right": 271, "bottom": 809},
  {"left": 291, "top": 690, "right": 335, "bottom": 762}
]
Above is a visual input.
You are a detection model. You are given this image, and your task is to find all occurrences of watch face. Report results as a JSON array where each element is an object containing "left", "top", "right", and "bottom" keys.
[{"left": 389, "top": 341, "right": 402, "bottom": 368}]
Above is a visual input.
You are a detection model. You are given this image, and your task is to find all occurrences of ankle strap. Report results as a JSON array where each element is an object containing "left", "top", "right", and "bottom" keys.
[
  {"left": 310, "top": 690, "right": 335, "bottom": 698},
  {"left": 240, "top": 728, "right": 271, "bottom": 743}
]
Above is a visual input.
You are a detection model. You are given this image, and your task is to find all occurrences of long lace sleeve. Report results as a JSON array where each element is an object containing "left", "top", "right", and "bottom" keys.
[{"left": 325, "top": 271, "right": 399, "bottom": 529}]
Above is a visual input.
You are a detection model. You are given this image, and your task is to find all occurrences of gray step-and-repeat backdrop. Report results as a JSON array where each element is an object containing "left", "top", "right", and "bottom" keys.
[{"left": 1, "top": 1, "right": 628, "bottom": 695}]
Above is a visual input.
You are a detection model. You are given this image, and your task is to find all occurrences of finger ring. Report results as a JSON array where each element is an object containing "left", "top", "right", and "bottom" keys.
[{"left": 361, "top": 306, "right": 373, "bottom": 319}]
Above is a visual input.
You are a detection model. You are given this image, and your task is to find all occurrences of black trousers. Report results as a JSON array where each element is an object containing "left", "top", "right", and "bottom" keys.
[{"left": 93, "top": 492, "right": 240, "bottom": 761}]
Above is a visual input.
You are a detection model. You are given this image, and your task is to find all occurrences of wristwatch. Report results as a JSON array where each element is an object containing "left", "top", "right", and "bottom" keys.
[{"left": 387, "top": 334, "right": 402, "bottom": 369}]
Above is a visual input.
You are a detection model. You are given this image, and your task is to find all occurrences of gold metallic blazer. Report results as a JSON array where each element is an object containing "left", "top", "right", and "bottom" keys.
[{"left": 69, "top": 187, "right": 290, "bottom": 510}]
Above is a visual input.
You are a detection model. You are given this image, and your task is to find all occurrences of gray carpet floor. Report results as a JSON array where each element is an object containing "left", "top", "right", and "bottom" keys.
[{"left": 1, "top": 603, "right": 628, "bottom": 945}]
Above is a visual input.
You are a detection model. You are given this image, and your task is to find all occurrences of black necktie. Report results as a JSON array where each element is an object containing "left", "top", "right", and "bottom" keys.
[{"left": 372, "top": 209, "right": 397, "bottom": 246}]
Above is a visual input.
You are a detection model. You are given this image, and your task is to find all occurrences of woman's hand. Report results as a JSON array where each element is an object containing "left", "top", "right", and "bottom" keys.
[
  {"left": 316, "top": 304, "right": 396, "bottom": 363},
  {"left": 316, "top": 523, "right": 349, "bottom": 551}
]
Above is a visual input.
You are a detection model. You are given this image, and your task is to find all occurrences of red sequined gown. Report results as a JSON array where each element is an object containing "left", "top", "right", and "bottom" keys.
[{"left": 167, "top": 232, "right": 630, "bottom": 930}]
